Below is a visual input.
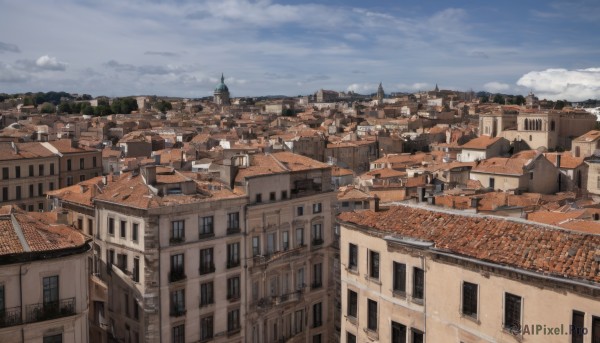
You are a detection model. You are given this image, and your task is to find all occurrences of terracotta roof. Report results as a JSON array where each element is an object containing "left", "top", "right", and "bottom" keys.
[
  {"left": 460, "top": 135, "right": 503, "bottom": 150},
  {"left": 47, "top": 176, "right": 107, "bottom": 207},
  {"left": 527, "top": 210, "right": 587, "bottom": 226},
  {"left": 338, "top": 205, "right": 600, "bottom": 283},
  {"left": 543, "top": 152, "right": 584, "bottom": 169},
  {"left": 338, "top": 186, "right": 372, "bottom": 201},
  {"left": 472, "top": 151, "right": 540, "bottom": 176},
  {"left": 0, "top": 206, "right": 88, "bottom": 257},
  {"left": 573, "top": 130, "right": 600, "bottom": 142},
  {"left": 0, "top": 142, "right": 54, "bottom": 161}
]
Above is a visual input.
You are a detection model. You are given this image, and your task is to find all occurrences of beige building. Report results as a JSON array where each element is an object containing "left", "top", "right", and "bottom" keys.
[
  {"left": 0, "top": 205, "right": 91, "bottom": 343},
  {"left": 0, "top": 141, "right": 60, "bottom": 211},
  {"left": 338, "top": 204, "right": 600, "bottom": 343},
  {"left": 479, "top": 109, "right": 596, "bottom": 150},
  {"left": 470, "top": 150, "right": 559, "bottom": 194},
  {"left": 457, "top": 136, "right": 510, "bottom": 162},
  {"left": 42, "top": 140, "right": 102, "bottom": 188},
  {"left": 235, "top": 152, "right": 337, "bottom": 343},
  {"left": 571, "top": 130, "right": 600, "bottom": 158}
]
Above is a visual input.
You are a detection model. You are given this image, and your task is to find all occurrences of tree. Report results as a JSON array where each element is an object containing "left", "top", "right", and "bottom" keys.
[
  {"left": 514, "top": 95, "right": 525, "bottom": 105},
  {"left": 82, "top": 104, "right": 94, "bottom": 116},
  {"left": 493, "top": 94, "right": 505, "bottom": 104},
  {"left": 58, "top": 101, "right": 72, "bottom": 114},
  {"left": 155, "top": 100, "right": 172, "bottom": 113},
  {"left": 39, "top": 102, "right": 56, "bottom": 113},
  {"left": 23, "top": 97, "right": 35, "bottom": 106}
]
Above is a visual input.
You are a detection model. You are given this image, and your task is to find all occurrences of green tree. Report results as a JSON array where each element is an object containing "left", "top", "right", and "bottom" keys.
[
  {"left": 82, "top": 104, "right": 94, "bottom": 116},
  {"left": 58, "top": 101, "right": 72, "bottom": 114},
  {"left": 493, "top": 94, "right": 505, "bottom": 104},
  {"left": 40, "top": 102, "right": 56, "bottom": 113},
  {"left": 155, "top": 100, "right": 172, "bottom": 113},
  {"left": 23, "top": 97, "right": 35, "bottom": 106}
]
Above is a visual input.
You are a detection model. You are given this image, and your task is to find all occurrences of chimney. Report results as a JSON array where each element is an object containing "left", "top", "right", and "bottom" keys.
[
  {"left": 470, "top": 197, "right": 481, "bottom": 212},
  {"left": 556, "top": 154, "right": 561, "bottom": 168},
  {"left": 370, "top": 195, "right": 380, "bottom": 212},
  {"left": 143, "top": 165, "right": 157, "bottom": 186},
  {"left": 102, "top": 175, "right": 108, "bottom": 185}
]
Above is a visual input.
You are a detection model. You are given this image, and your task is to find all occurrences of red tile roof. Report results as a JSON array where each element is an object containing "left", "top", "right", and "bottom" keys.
[
  {"left": 460, "top": 136, "right": 503, "bottom": 150},
  {"left": 338, "top": 205, "right": 600, "bottom": 283}
]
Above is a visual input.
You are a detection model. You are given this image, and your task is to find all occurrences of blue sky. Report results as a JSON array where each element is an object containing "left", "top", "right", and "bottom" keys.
[{"left": 0, "top": 0, "right": 599, "bottom": 100}]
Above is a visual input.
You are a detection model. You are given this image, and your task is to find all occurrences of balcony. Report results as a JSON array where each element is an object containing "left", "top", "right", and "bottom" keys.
[
  {"left": 26, "top": 298, "right": 75, "bottom": 323},
  {"left": 311, "top": 282, "right": 322, "bottom": 290},
  {"left": 227, "top": 294, "right": 240, "bottom": 303},
  {"left": 0, "top": 306, "right": 22, "bottom": 327},
  {"left": 170, "top": 307, "right": 186, "bottom": 317},
  {"left": 169, "top": 269, "right": 186, "bottom": 283},
  {"left": 169, "top": 237, "right": 185, "bottom": 245},
  {"left": 311, "top": 238, "right": 324, "bottom": 247},
  {"left": 252, "top": 246, "right": 306, "bottom": 267},
  {"left": 226, "top": 227, "right": 241, "bottom": 235},
  {"left": 226, "top": 260, "right": 240, "bottom": 269},
  {"left": 198, "top": 232, "right": 214, "bottom": 240},
  {"left": 199, "top": 263, "right": 215, "bottom": 275}
]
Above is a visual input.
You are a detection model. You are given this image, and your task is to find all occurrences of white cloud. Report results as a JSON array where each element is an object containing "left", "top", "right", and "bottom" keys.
[
  {"left": 347, "top": 83, "right": 377, "bottom": 93},
  {"left": 35, "top": 55, "right": 68, "bottom": 70},
  {"left": 483, "top": 81, "right": 510, "bottom": 92},
  {"left": 516, "top": 68, "right": 600, "bottom": 101},
  {"left": 0, "top": 62, "right": 27, "bottom": 83}
]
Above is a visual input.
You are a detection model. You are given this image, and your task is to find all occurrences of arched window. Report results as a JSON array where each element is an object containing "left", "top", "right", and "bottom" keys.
[{"left": 524, "top": 119, "right": 529, "bottom": 130}]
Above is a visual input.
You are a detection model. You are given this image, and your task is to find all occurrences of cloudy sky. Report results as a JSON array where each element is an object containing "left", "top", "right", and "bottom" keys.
[{"left": 1, "top": 0, "right": 599, "bottom": 100}]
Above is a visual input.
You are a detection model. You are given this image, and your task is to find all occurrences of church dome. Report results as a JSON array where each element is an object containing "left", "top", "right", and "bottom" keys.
[{"left": 214, "top": 73, "right": 229, "bottom": 92}]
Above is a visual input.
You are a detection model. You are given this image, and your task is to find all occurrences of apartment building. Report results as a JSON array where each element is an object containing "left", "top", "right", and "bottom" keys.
[
  {"left": 0, "top": 141, "right": 59, "bottom": 211},
  {"left": 338, "top": 204, "right": 600, "bottom": 343},
  {"left": 42, "top": 140, "right": 102, "bottom": 188},
  {"left": 238, "top": 152, "right": 336, "bottom": 343},
  {"left": 92, "top": 166, "right": 247, "bottom": 343},
  {"left": 0, "top": 205, "right": 91, "bottom": 343}
]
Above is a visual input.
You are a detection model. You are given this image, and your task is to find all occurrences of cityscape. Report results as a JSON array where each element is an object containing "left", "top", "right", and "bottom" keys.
[{"left": 1, "top": 1, "right": 600, "bottom": 343}]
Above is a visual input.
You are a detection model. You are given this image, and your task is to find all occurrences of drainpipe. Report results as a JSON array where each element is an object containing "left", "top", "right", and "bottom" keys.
[{"left": 20, "top": 265, "right": 24, "bottom": 343}]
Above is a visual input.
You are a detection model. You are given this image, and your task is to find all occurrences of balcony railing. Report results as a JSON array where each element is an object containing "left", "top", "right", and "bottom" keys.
[
  {"left": 169, "top": 307, "right": 186, "bottom": 317},
  {"left": 198, "top": 232, "right": 214, "bottom": 240},
  {"left": 26, "top": 298, "right": 75, "bottom": 323},
  {"left": 311, "top": 282, "right": 322, "bottom": 290},
  {"left": 312, "top": 238, "right": 324, "bottom": 246},
  {"left": 169, "top": 269, "right": 186, "bottom": 283},
  {"left": 199, "top": 263, "right": 215, "bottom": 275},
  {"left": 226, "top": 228, "right": 241, "bottom": 235},
  {"left": 169, "top": 237, "right": 185, "bottom": 245},
  {"left": 0, "top": 306, "right": 22, "bottom": 327},
  {"left": 226, "top": 260, "right": 240, "bottom": 269}
]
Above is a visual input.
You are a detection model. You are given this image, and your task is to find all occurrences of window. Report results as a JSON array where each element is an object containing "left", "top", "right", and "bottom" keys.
[
  {"left": 132, "top": 223, "right": 138, "bottom": 242},
  {"left": 413, "top": 267, "right": 424, "bottom": 301},
  {"left": 200, "top": 316, "right": 214, "bottom": 341},
  {"left": 172, "top": 324, "right": 185, "bottom": 343},
  {"left": 489, "top": 177, "right": 495, "bottom": 189},
  {"left": 269, "top": 192, "right": 276, "bottom": 201},
  {"left": 79, "top": 158, "right": 84, "bottom": 169},
  {"left": 281, "top": 190, "right": 287, "bottom": 199},
  {"left": 15, "top": 186, "right": 21, "bottom": 200},
  {"left": 200, "top": 282, "right": 214, "bottom": 306},
  {"left": 0, "top": 285, "right": 4, "bottom": 312},
  {"left": 66, "top": 176, "right": 73, "bottom": 186},
  {"left": 592, "top": 316, "right": 600, "bottom": 343},
  {"left": 312, "top": 202, "right": 322, "bottom": 213},
  {"left": 124, "top": 293, "right": 129, "bottom": 317},
  {"left": 15, "top": 166, "right": 20, "bottom": 178},
  {"left": 267, "top": 232, "right": 276, "bottom": 255},
  {"left": 29, "top": 184, "right": 34, "bottom": 197},
  {"left": 1, "top": 167, "right": 7, "bottom": 179},
  {"left": 2, "top": 187, "right": 7, "bottom": 201},
  {"left": 117, "top": 254, "right": 127, "bottom": 271},
  {"left": 108, "top": 218, "right": 115, "bottom": 236},
  {"left": 313, "top": 302, "right": 322, "bottom": 327},
  {"left": 411, "top": 329, "right": 424, "bottom": 343},
  {"left": 504, "top": 293, "right": 522, "bottom": 331},
  {"left": 342, "top": 201, "right": 349, "bottom": 207},
  {"left": 171, "top": 220, "right": 185, "bottom": 243},
  {"left": 120, "top": 220, "right": 127, "bottom": 238},
  {"left": 227, "top": 308, "right": 240, "bottom": 332},
  {"left": 282, "top": 231, "right": 289, "bottom": 251},
  {"left": 294, "top": 309, "right": 304, "bottom": 334},
  {"left": 348, "top": 243, "right": 358, "bottom": 270},
  {"left": 252, "top": 236, "right": 260, "bottom": 256},
  {"left": 255, "top": 193, "right": 262, "bottom": 203},
  {"left": 49, "top": 163, "right": 54, "bottom": 175},
  {"left": 347, "top": 289, "right": 357, "bottom": 318},
  {"left": 49, "top": 182, "right": 54, "bottom": 191},
  {"left": 392, "top": 262, "right": 406, "bottom": 294},
  {"left": 170, "top": 254, "right": 185, "bottom": 282},
  {"left": 367, "top": 299, "right": 378, "bottom": 331},
  {"left": 93, "top": 156, "right": 97, "bottom": 167},
  {"left": 572, "top": 311, "right": 585, "bottom": 343},
  {"left": 369, "top": 250, "right": 380, "bottom": 279},
  {"left": 39, "top": 203, "right": 44, "bottom": 211},
  {"left": 312, "top": 263, "right": 322, "bottom": 289},
  {"left": 347, "top": 332, "right": 356, "bottom": 343},
  {"left": 79, "top": 175, "right": 85, "bottom": 182},
  {"left": 199, "top": 216, "right": 213, "bottom": 237},
  {"left": 43, "top": 334, "right": 63, "bottom": 343},
  {"left": 133, "top": 257, "right": 140, "bottom": 282},
  {"left": 227, "top": 276, "right": 240, "bottom": 300},
  {"left": 77, "top": 218, "right": 83, "bottom": 230},
  {"left": 462, "top": 282, "right": 478, "bottom": 318},
  {"left": 227, "top": 242, "right": 240, "bottom": 268},
  {"left": 29, "top": 165, "right": 33, "bottom": 177},
  {"left": 170, "top": 289, "right": 185, "bottom": 316},
  {"left": 67, "top": 159, "right": 72, "bottom": 171},
  {"left": 199, "top": 248, "right": 214, "bottom": 274},
  {"left": 43, "top": 275, "right": 59, "bottom": 306},
  {"left": 38, "top": 183, "right": 43, "bottom": 196},
  {"left": 392, "top": 321, "right": 407, "bottom": 343},
  {"left": 296, "top": 228, "right": 304, "bottom": 247},
  {"left": 312, "top": 223, "right": 323, "bottom": 245},
  {"left": 134, "top": 303, "right": 139, "bottom": 319},
  {"left": 227, "top": 212, "right": 240, "bottom": 232},
  {"left": 297, "top": 206, "right": 304, "bottom": 216}
]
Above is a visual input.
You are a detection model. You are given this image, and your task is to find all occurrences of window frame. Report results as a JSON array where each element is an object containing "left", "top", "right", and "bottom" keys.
[
  {"left": 368, "top": 250, "right": 380, "bottom": 280},
  {"left": 367, "top": 298, "right": 378, "bottom": 332},
  {"left": 461, "top": 281, "right": 478, "bottom": 319},
  {"left": 392, "top": 262, "right": 406, "bottom": 294},
  {"left": 347, "top": 289, "right": 358, "bottom": 318},
  {"left": 412, "top": 267, "right": 424, "bottom": 301},
  {"left": 503, "top": 292, "right": 522, "bottom": 332}
]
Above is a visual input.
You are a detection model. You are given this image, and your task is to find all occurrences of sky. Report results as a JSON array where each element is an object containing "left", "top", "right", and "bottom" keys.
[{"left": 1, "top": 0, "right": 600, "bottom": 100}]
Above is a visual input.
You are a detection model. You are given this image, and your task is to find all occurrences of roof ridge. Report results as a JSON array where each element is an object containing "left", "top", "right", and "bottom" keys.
[{"left": 11, "top": 214, "right": 31, "bottom": 252}]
